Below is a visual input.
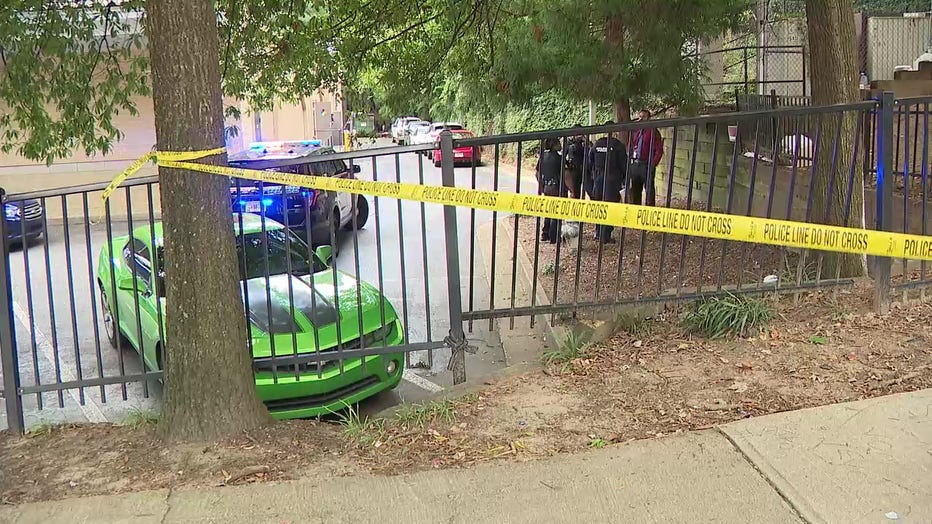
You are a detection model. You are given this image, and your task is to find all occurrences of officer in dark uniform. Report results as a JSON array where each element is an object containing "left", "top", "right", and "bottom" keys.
[
  {"left": 587, "top": 121, "right": 627, "bottom": 243},
  {"left": 564, "top": 125, "right": 588, "bottom": 199}
]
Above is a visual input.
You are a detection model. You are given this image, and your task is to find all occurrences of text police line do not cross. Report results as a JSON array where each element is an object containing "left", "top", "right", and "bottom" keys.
[{"left": 102, "top": 149, "right": 932, "bottom": 264}]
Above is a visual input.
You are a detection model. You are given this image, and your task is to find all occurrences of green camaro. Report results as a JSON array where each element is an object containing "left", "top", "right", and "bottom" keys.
[{"left": 96, "top": 213, "right": 405, "bottom": 419}]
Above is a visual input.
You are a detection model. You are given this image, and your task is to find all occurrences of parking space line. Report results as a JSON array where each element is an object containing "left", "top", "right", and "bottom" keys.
[
  {"left": 402, "top": 369, "right": 443, "bottom": 393},
  {"left": 12, "top": 301, "right": 108, "bottom": 423}
]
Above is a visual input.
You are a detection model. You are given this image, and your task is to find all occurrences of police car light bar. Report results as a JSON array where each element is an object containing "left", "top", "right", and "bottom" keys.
[{"left": 248, "top": 139, "right": 322, "bottom": 152}]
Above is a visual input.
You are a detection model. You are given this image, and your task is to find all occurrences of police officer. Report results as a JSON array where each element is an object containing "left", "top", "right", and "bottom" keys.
[
  {"left": 587, "top": 121, "right": 627, "bottom": 243},
  {"left": 564, "top": 125, "right": 588, "bottom": 199}
]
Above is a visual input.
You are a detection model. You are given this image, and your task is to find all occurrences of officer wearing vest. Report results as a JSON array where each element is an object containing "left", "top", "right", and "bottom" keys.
[{"left": 587, "top": 121, "right": 627, "bottom": 243}]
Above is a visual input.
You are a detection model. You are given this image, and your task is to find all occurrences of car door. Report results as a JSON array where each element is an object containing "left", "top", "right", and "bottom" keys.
[
  {"left": 331, "top": 160, "right": 354, "bottom": 225},
  {"left": 116, "top": 239, "right": 149, "bottom": 351}
]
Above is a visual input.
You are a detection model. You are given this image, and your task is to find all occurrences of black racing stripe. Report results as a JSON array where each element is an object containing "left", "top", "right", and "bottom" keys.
[
  {"left": 285, "top": 275, "right": 340, "bottom": 327},
  {"left": 243, "top": 277, "right": 301, "bottom": 334}
]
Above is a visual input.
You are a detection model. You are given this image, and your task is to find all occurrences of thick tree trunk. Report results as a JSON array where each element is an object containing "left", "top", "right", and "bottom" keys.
[
  {"left": 605, "top": 15, "right": 631, "bottom": 139},
  {"left": 613, "top": 98, "right": 631, "bottom": 124},
  {"left": 806, "top": 0, "right": 867, "bottom": 278},
  {"left": 147, "top": 0, "right": 271, "bottom": 441}
]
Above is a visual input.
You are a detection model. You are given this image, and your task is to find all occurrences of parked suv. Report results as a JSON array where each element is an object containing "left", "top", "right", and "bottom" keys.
[
  {"left": 228, "top": 141, "right": 369, "bottom": 250},
  {"left": 0, "top": 188, "right": 44, "bottom": 245},
  {"left": 390, "top": 116, "right": 424, "bottom": 143}
]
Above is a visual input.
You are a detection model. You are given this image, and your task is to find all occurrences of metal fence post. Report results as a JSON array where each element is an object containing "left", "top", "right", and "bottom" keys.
[
  {"left": 875, "top": 91, "right": 895, "bottom": 314},
  {"left": 439, "top": 130, "right": 470, "bottom": 384},
  {"left": 0, "top": 191, "right": 24, "bottom": 434}
]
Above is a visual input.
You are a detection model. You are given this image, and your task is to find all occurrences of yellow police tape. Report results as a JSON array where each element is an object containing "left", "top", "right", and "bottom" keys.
[{"left": 105, "top": 148, "right": 932, "bottom": 262}]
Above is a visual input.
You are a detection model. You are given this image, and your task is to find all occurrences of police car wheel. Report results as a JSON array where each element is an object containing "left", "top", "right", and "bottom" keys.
[{"left": 344, "top": 196, "right": 369, "bottom": 230}]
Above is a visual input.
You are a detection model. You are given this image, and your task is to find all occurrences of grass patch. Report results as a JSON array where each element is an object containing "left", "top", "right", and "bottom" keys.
[
  {"left": 588, "top": 437, "right": 610, "bottom": 449},
  {"left": 542, "top": 331, "right": 589, "bottom": 368},
  {"left": 541, "top": 262, "right": 556, "bottom": 276},
  {"left": 683, "top": 293, "right": 774, "bottom": 339},
  {"left": 337, "top": 404, "right": 386, "bottom": 445},
  {"left": 26, "top": 421, "right": 55, "bottom": 437},
  {"left": 616, "top": 311, "right": 653, "bottom": 337},
  {"left": 394, "top": 394, "right": 477, "bottom": 428},
  {"left": 122, "top": 408, "right": 159, "bottom": 429}
]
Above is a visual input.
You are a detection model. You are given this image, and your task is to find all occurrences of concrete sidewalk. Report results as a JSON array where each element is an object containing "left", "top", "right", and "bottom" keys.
[{"left": 2, "top": 389, "right": 929, "bottom": 524}]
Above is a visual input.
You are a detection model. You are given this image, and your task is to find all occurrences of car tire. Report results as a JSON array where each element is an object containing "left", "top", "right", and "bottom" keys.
[
  {"left": 343, "top": 196, "right": 369, "bottom": 230},
  {"left": 434, "top": 158, "right": 441, "bottom": 168},
  {"left": 99, "top": 282, "right": 127, "bottom": 350}
]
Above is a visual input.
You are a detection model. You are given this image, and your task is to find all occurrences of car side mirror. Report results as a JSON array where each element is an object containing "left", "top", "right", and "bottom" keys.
[
  {"left": 117, "top": 274, "right": 138, "bottom": 291},
  {"left": 352, "top": 164, "right": 361, "bottom": 174},
  {"left": 315, "top": 245, "right": 333, "bottom": 266}
]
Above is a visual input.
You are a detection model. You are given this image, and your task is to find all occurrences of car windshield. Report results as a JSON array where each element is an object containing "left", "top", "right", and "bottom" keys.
[{"left": 154, "top": 228, "right": 324, "bottom": 296}]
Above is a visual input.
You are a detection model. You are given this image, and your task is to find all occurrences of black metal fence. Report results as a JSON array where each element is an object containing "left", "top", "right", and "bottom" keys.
[
  {"left": 0, "top": 141, "right": 472, "bottom": 433},
  {"left": 2, "top": 93, "right": 930, "bottom": 433},
  {"left": 697, "top": 45, "right": 807, "bottom": 98}
]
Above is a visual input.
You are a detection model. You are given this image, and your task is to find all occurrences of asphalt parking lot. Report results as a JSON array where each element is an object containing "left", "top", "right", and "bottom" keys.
[{"left": 0, "top": 148, "right": 538, "bottom": 430}]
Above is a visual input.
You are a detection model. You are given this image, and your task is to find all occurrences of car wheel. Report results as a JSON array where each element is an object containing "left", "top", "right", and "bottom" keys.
[
  {"left": 343, "top": 196, "right": 369, "bottom": 230},
  {"left": 99, "top": 283, "right": 125, "bottom": 349},
  {"left": 434, "top": 158, "right": 441, "bottom": 168},
  {"left": 426, "top": 151, "right": 432, "bottom": 160}
]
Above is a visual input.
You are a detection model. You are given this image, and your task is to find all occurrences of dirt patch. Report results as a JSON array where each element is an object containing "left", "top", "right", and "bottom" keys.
[
  {"left": 3, "top": 284, "right": 931, "bottom": 505},
  {"left": 0, "top": 419, "right": 355, "bottom": 504}
]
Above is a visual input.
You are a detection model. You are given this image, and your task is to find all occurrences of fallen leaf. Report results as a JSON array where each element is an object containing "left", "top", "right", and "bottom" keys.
[
  {"left": 633, "top": 340, "right": 643, "bottom": 348},
  {"left": 846, "top": 353, "right": 857, "bottom": 361},
  {"left": 719, "top": 357, "right": 729, "bottom": 364},
  {"left": 728, "top": 381, "right": 749, "bottom": 393},
  {"left": 736, "top": 362, "right": 753, "bottom": 371}
]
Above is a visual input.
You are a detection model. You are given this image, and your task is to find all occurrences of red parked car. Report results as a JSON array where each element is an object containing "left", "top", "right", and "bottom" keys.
[{"left": 432, "top": 129, "right": 482, "bottom": 167}]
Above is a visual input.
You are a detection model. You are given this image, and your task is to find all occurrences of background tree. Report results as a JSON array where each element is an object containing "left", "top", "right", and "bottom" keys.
[{"left": 806, "top": 0, "right": 868, "bottom": 277}]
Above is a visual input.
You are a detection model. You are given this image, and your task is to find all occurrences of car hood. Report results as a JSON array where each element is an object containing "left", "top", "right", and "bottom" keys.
[{"left": 244, "top": 271, "right": 396, "bottom": 357}]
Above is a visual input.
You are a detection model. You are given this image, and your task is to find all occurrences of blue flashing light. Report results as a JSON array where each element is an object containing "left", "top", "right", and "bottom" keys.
[
  {"left": 261, "top": 198, "right": 274, "bottom": 207},
  {"left": 309, "top": 139, "right": 322, "bottom": 146}
]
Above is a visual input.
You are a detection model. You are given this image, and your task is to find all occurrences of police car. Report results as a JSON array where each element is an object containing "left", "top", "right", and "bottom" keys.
[{"left": 228, "top": 140, "right": 369, "bottom": 252}]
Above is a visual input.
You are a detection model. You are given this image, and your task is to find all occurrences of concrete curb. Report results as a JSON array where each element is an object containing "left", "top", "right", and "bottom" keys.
[
  {"left": 375, "top": 362, "right": 542, "bottom": 418},
  {"left": 475, "top": 218, "right": 558, "bottom": 365}
]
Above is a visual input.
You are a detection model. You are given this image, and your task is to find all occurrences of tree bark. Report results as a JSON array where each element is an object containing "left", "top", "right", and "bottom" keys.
[
  {"left": 605, "top": 15, "right": 631, "bottom": 139},
  {"left": 147, "top": 0, "right": 271, "bottom": 442},
  {"left": 806, "top": 0, "right": 867, "bottom": 278}
]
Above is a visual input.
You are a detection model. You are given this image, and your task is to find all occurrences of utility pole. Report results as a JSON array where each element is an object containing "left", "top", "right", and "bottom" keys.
[{"left": 588, "top": 100, "right": 596, "bottom": 126}]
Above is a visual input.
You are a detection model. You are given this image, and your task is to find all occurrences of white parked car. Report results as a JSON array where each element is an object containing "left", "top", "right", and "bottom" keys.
[
  {"left": 391, "top": 116, "right": 425, "bottom": 143},
  {"left": 407, "top": 122, "right": 435, "bottom": 146}
]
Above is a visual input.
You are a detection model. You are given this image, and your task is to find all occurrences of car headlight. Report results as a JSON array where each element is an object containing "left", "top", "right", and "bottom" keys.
[
  {"left": 362, "top": 322, "right": 395, "bottom": 348},
  {"left": 4, "top": 203, "right": 20, "bottom": 221}
]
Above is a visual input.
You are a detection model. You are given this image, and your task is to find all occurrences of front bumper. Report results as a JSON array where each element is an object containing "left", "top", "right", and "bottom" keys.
[
  {"left": 6, "top": 218, "right": 43, "bottom": 243},
  {"left": 254, "top": 326, "right": 406, "bottom": 419}
]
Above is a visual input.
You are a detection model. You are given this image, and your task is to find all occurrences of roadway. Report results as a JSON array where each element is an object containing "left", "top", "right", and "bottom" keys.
[{"left": 0, "top": 147, "right": 539, "bottom": 430}]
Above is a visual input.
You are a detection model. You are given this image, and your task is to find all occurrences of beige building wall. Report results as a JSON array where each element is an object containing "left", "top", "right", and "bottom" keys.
[{"left": 0, "top": 89, "right": 342, "bottom": 221}]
